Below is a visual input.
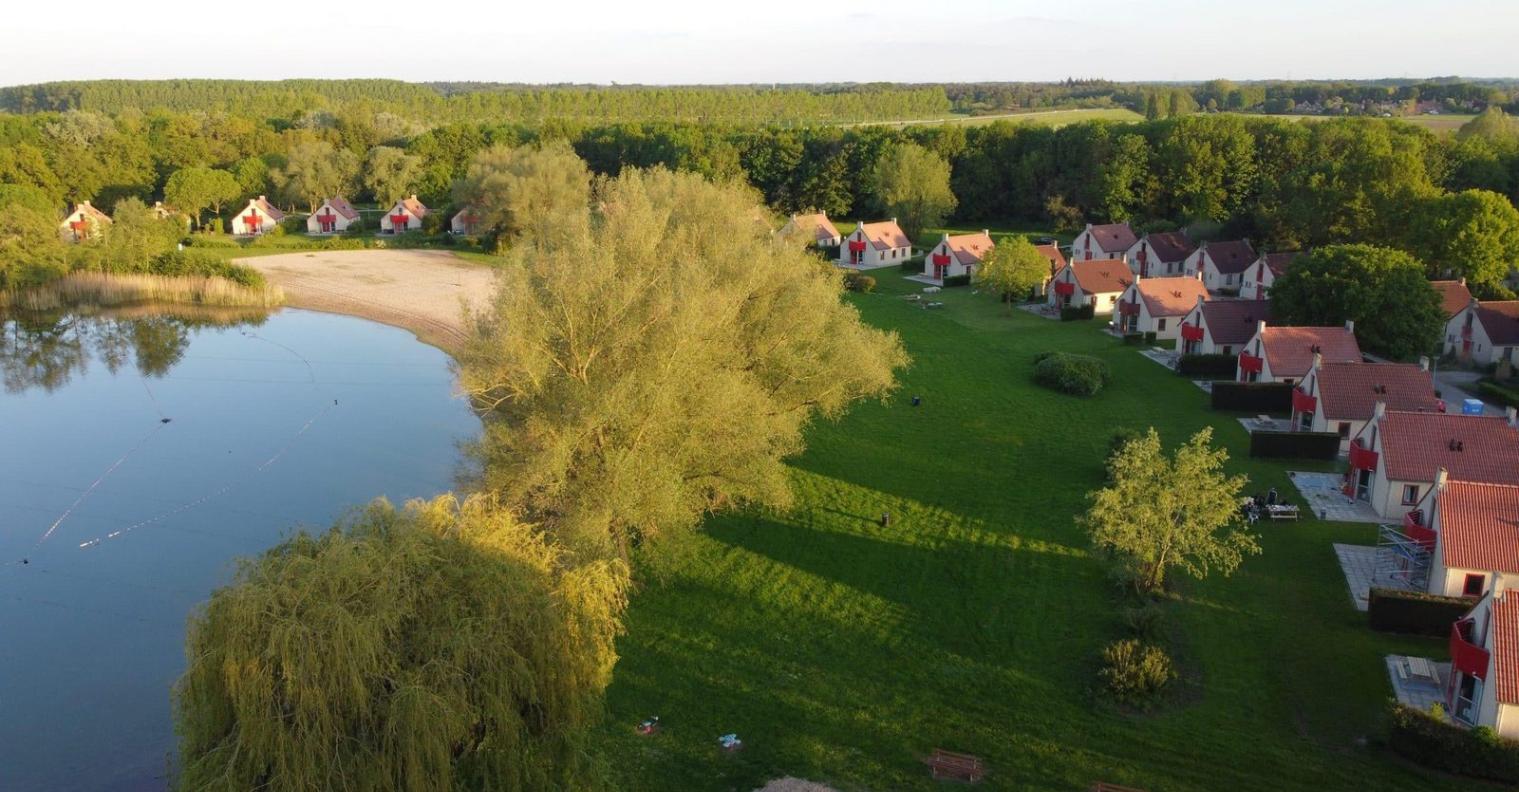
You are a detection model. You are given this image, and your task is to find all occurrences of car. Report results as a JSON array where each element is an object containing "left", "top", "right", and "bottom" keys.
[{"left": 1031, "top": 235, "right": 1058, "bottom": 246}]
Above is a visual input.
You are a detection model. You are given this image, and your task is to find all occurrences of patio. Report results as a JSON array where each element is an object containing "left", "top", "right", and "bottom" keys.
[
  {"left": 1287, "top": 471, "right": 1383, "bottom": 523},
  {"left": 1138, "top": 347, "right": 1180, "bottom": 369},
  {"left": 1016, "top": 302, "right": 1061, "bottom": 320},
  {"left": 1237, "top": 415, "right": 1290, "bottom": 433},
  {"left": 1385, "top": 655, "right": 1451, "bottom": 718}
]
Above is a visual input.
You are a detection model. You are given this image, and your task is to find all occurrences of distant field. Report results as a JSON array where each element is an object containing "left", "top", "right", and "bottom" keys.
[
  {"left": 847, "top": 108, "right": 1144, "bottom": 129},
  {"left": 1231, "top": 112, "right": 1476, "bottom": 134}
]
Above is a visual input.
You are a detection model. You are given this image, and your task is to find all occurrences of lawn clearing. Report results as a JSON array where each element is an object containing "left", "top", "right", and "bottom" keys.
[
  {"left": 844, "top": 108, "right": 1144, "bottom": 129},
  {"left": 601, "top": 269, "right": 1462, "bottom": 790}
]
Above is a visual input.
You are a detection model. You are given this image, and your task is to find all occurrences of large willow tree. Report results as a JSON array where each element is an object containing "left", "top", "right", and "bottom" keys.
[
  {"left": 457, "top": 167, "right": 908, "bottom": 559},
  {"left": 173, "top": 495, "right": 628, "bottom": 792}
]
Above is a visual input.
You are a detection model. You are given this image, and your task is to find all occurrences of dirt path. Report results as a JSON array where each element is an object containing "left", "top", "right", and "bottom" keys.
[{"left": 240, "top": 249, "right": 498, "bottom": 352}]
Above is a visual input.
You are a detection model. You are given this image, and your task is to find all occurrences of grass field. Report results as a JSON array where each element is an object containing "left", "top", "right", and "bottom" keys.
[
  {"left": 1228, "top": 113, "right": 1476, "bottom": 134},
  {"left": 599, "top": 268, "right": 1464, "bottom": 791},
  {"left": 847, "top": 108, "right": 1144, "bottom": 129}
]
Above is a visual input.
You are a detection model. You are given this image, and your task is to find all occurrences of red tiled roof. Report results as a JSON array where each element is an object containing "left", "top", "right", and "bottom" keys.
[
  {"left": 1036, "top": 243, "right": 1067, "bottom": 274},
  {"left": 1068, "top": 259, "right": 1132, "bottom": 295},
  {"left": 1087, "top": 223, "right": 1138, "bottom": 253},
  {"left": 943, "top": 232, "right": 993, "bottom": 266},
  {"left": 1494, "top": 592, "right": 1519, "bottom": 705},
  {"left": 1432, "top": 280, "right": 1473, "bottom": 319},
  {"left": 395, "top": 195, "right": 428, "bottom": 219},
  {"left": 1438, "top": 481, "right": 1519, "bottom": 578},
  {"left": 251, "top": 196, "right": 286, "bottom": 222},
  {"left": 1200, "top": 300, "right": 1274, "bottom": 346},
  {"left": 1142, "top": 231, "right": 1195, "bottom": 262},
  {"left": 1260, "top": 326, "right": 1360, "bottom": 378},
  {"left": 788, "top": 212, "right": 841, "bottom": 243},
  {"left": 324, "top": 196, "right": 359, "bottom": 220},
  {"left": 1313, "top": 362, "right": 1436, "bottom": 421},
  {"left": 1476, "top": 302, "right": 1519, "bottom": 346},
  {"left": 1202, "top": 240, "right": 1258, "bottom": 275},
  {"left": 1136, "top": 276, "right": 1209, "bottom": 318},
  {"left": 66, "top": 201, "right": 113, "bottom": 226},
  {"left": 858, "top": 220, "right": 911, "bottom": 251},
  {"left": 1259, "top": 251, "right": 1300, "bottom": 277},
  {"left": 1379, "top": 412, "right": 1519, "bottom": 484}
]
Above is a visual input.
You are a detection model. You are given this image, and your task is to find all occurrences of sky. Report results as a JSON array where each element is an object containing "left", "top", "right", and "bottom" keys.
[{"left": 3, "top": 0, "right": 1515, "bottom": 86}]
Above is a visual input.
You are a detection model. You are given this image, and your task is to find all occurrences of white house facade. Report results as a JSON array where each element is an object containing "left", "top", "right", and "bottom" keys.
[
  {"left": 380, "top": 195, "right": 428, "bottom": 234},
  {"left": 230, "top": 196, "right": 285, "bottom": 236},
  {"left": 840, "top": 219, "right": 912, "bottom": 269}
]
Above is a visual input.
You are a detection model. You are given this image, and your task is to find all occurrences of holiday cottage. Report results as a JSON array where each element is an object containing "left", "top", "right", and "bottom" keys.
[
  {"left": 1417, "top": 473, "right": 1519, "bottom": 601},
  {"left": 1111, "top": 276, "right": 1210, "bottom": 341},
  {"left": 306, "top": 196, "right": 359, "bottom": 234},
  {"left": 1240, "top": 252, "right": 1299, "bottom": 300},
  {"left": 1345, "top": 407, "right": 1519, "bottom": 519},
  {"left": 1291, "top": 358, "right": 1437, "bottom": 450},
  {"left": 1184, "top": 240, "right": 1257, "bottom": 293},
  {"left": 1445, "top": 300, "right": 1519, "bottom": 367},
  {"left": 1033, "top": 243, "right": 1069, "bottom": 298},
  {"left": 1123, "top": 231, "right": 1195, "bottom": 277},
  {"left": 58, "top": 200, "right": 112, "bottom": 242},
  {"left": 380, "top": 194, "right": 428, "bottom": 234},
  {"left": 1071, "top": 222, "right": 1138, "bottom": 262},
  {"left": 450, "top": 207, "right": 480, "bottom": 235},
  {"left": 1443, "top": 587, "right": 1519, "bottom": 733},
  {"left": 1433, "top": 279, "right": 1474, "bottom": 320},
  {"left": 923, "top": 231, "right": 993, "bottom": 283},
  {"left": 1047, "top": 259, "right": 1131, "bottom": 314},
  {"left": 839, "top": 219, "right": 912, "bottom": 269},
  {"left": 1236, "top": 322, "right": 1361, "bottom": 384},
  {"left": 230, "top": 196, "right": 285, "bottom": 236},
  {"left": 1175, "top": 298, "right": 1274, "bottom": 356},
  {"left": 779, "top": 212, "right": 842, "bottom": 248}
]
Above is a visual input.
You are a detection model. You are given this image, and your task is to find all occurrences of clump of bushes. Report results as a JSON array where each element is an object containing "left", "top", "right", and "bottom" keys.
[
  {"left": 843, "top": 271, "right": 876, "bottom": 293},
  {"left": 1478, "top": 380, "right": 1519, "bottom": 409},
  {"left": 1099, "top": 639, "right": 1176, "bottom": 706},
  {"left": 1033, "top": 352, "right": 1111, "bottom": 396},
  {"left": 148, "top": 250, "right": 266, "bottom": 288},
  {"left": 942, "top": 274, "right": 971, "bottom": 287},
  {"left": 1120, "top": 602, "right": 1169, "bottom": 643},
  {"left": 1060, "top": 303, "right": 1095, "bottom": 321},
  {"left": 1387, "top": 702, "right": 1519, "bottom": 782}
]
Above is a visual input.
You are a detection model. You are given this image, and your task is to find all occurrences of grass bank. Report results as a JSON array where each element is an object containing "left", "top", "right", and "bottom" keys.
[
  {"left": 1, "top": 272, "right": 283, "bottom": 312},
  {"left": 601, "top": 267, "right": 1460, "bottom": 790}
]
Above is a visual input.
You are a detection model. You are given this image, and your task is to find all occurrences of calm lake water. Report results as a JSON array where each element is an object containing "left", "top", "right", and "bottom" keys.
[{"left": 0, "top": 307, "right": 480, "bottom": 791}]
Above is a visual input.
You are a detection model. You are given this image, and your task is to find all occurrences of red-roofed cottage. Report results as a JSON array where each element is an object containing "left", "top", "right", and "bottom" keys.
[
  {"left": 1443, "top": 586, "right": 1519, "bottom": 732},
  {"left": 1445, "top": 300, "right": 1519, "bottom": 367},
  {"left": 1291, "top": 357, "right": 1437, "bottom": 451},
  {"left": 1111, "top": 276, "right": 1210, "bottom": 341},
  {"left": 839, "top": 219, "right": 912, "bottom": 269},
  {"left": 230, "top": 195, "right": 285, "bottom": 236},
  {"left": 1236, "top": 322, "right": 1361, "bottom": 384},
  {"left": 307, "top": 196, "right": 359, "bottom": 234},
  {"left": 1418, "top": 473, "right": 1519, "bottom": 600},
  {"left": 1032, "top": 243, "right": 1069, "bottom": 299},
  {"left": 1434, "top": 279, "right": 1474, "bottom": 320},
  {"left": 1183, "top": 240, "right": 1257, "bottom": 293},
  {"left": 1346, "top": 406, "right": 1519, "bottom": 518},
  {"left": 1071, "top": 222, "right": 1138, "bottom": 262},
  {"left": 450, "top": 207, "right": 481, "bottom": 235},
  {"left": 923, "top": 231, "right": 993, "bottom": 283},
  {"left": 1175, "top": 298, "right": 1273, "bottom": 356},
  {"left": 780, "top": 212, "right": 842, "bottom": 248},
  {"left": 58, "top": 200, "right": 112, "bottom": 242},
  {"left": 1240, "top": 252, "right": 1299, "bottom": 300},
  {"left": 380, "top": 194, "right": 428, "bottom": 234},
  {"left": 1123, "top": 231, "right": 1195, "bottom": 277},
  {"left": 1047, "top": 259, "right": 1131, "bottom": 314}
]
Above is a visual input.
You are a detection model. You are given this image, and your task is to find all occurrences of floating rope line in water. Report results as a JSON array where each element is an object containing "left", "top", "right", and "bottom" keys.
[
  {"left": 241, "top": 330, "right": 317, "bottom": 385},
  {"left": 32, "top": 422, "right": 168, "bottom": 550},
  {"left": 140, "top": 376, "right": 169, "bottom": 422}
]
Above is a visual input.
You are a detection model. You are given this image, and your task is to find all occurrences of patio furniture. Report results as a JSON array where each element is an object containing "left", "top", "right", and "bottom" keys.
[
  {"left": 1267, "top": 504, "right": 1299, "bottom": 520},
  {"left": 1407, "top": 657, "right": 1437, "bottom": 681},
  {"left": 927, "top": 749, "right": 985, "bottom": 782}
]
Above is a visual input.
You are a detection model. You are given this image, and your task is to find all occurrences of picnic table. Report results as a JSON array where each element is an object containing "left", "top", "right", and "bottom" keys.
[{"left": 1266, "top": 504, "right": 1300, "bottom": 521}]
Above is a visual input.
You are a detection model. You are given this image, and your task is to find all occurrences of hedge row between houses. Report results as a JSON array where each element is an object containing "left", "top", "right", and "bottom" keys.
[
  {"left": 1209, "top": 381, "right": 1293, "bottom": 413},
  {"left": 1177, "top": 353, "right": 1239, "bottom": 378},
  {"left": 1387, "top": 702, "right": 1519, "bottom": 783},
  {"left": 1060, "top": 304, "right": 1095, "bottom": 322},
  {"left": 1248, "top": 430, "right": 1341, "bottom": 460},
  {"left": 1367, "top": 587, "right": 1472, "bottom": 636}
]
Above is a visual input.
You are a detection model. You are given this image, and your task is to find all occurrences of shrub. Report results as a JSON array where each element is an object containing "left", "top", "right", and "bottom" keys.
[
  {"left": 1142, "top": 331, "right": 1157, "bottom": 344},
  {"left": 1478, "top": 380, "right": 1519, "bottom": 409},
  {"left": 817, "top": 244, "right": 840, "bottom": 261},
  {"left": 1121, "top": 332, "right": 1143, "bottom": 345},
  {"left": 1120, "top": 602, "right": 1168, "bottom": 642},
  {"left": 1099, "top": 639, "right": 1176, "bottom": 706},
  {"left": 184, "top": 234, "right": 239, "bottom": 249},
  {"left": 899, "top": 254, "right": 925, "bottom": 273},
  {"left": 1367, "top": 587, "right": 1473, "bottom": 636},
  {"left": 843, "top": 272, "right": 876, "bottom": 293},
  {"left": 1177, "top": 353, "right": 1239, "bottom": 378},
  {"left": 941, "top": 274, "right": 971, "bottom": 287},
  {"left": 1060, "top": 303, "right": 1095, "bottom": 321},
  {"left": 1109, "top": 427, "right": 1142, "bottom": 457},
  {"left": 1033, "top": 352, "right": 1111, "bottom": 396},
  {"left": 1387, "top": 702, "right": 1519, "bottom": 782}
]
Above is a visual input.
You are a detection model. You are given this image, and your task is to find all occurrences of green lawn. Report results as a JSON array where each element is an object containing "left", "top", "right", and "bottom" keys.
[
  {"left": 600, "top": 269, "right": 1462, "bottom": 790},
  {"left": 846, "top": 108, "right": 1144, "bottom": 129}
]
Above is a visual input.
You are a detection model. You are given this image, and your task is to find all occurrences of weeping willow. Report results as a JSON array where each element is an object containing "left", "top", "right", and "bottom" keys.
[{"left": 172, "top": 494, "right": 629, "bottom": 792}]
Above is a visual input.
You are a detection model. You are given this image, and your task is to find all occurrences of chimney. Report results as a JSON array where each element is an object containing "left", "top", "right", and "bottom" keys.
[
  {"left": 1312, "top": 351, "right": 1323, "bottom": 371},
  {"left": 1509, "top": 406, "right": 1518, "bottom": 427},
  {"left": 1374, "top": 400, "right": 1387, "bottom": 420},
  {"left": 258, "top": 195, "right": 266, "bottom": 202},
  {"left": 891, "top": 217, "right": 897, "bottom": 225},
  {"left": 1460, "top": 277, "right": 1467, "bottom": 286},
  {"left": 409, "top": 194, "right": 418, "bottom": 200},
  {"left": 1256, "top": 320, "right": 1267, "bottom": 337},
  {"left": 1344, "top": 319, "right": 1355, "bottom": 334},
  {"left": 1434, "top": 466, "right": 1449, "bottom": 493},
  {"left": 1419, "top": 356, "right": 1430, "bottom": 372},
  {"left": 80, "top": 200, "right": 90, "bottom": 206},
  {"left": 942, "top": 232, "right": 950, "bottom": 243}
]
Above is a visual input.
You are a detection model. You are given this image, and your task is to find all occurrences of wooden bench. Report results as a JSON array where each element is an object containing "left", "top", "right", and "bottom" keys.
[
  {"left": 1089, "top": 783, "right": 1147, "bottom": 792},
  {"left": 927, "top": 749, "right": 985, "bottom": 782}
]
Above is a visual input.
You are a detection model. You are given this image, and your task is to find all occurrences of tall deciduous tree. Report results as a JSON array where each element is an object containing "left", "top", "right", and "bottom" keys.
[
  {"left": 452, "top": 141, "right": 592, "bottom": 247},
  {"left": 1408, "top": 189, "right": 1519, "bottom": 296},
  {"left": 1084, "top": 427, "right": 1257, "bottom": 594},
  {"left": 870, "top": 142, "right": 957, "bottom": 240},
  {"left": 272, "top": 140, "right": 359, "bottom": 213},
  {"left": 1269, "top": 244, "right": 1445, "bottom": 359},
  {"left": 173, "top": 495, "right": 629, "bottom": 792},
  {"left": 974, "top": 235, "right": 1050, "bottom": 308},
  {"left": 363, "top": 145, "right": 422, "bottom": 205},
  {"left": 163, "top": 166, "right": 240, "bottom": 229},
  {"left": 458, "top": 168, "right": 908, "bottom": 559}
]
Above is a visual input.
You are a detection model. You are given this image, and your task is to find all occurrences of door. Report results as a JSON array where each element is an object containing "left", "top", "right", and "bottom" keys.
[{"left": 1356, "top": 469, "right": 1372, "bottom": 502}]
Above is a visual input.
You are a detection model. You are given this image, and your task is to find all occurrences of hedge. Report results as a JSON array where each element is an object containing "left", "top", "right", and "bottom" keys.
[
  {"left": 942, "top": 274, "right": 971, "bottom": 287},
  {"left": 1388, "top": 702, "right": 1519, "bottom": 783},
  {"left": 1178, "top": 353, "right": 1239, "bottom": 378},
  {"left": 1060, "top": 303, "right": 1095, "bottom": 321},
  {"left": 1121, "top": 332, "right": 1143, "bottom": 345},
  {"left": 1033, "top": 352, "right": 1111, "bottom": 397},
  {"left": 1478, "top": 380, "right": 1519, "bottom": 409},
  {"left": 1248, "top": 430, "right": 1341, "bottom": 460},
  {"left": 843, "top": 272, "right": 876, "bottom": 293},
  {"left": 1210, "top": 381, "right": 1293, "bottom": 412},
  {"left": 900, "top": 254, "right": 925, "bottom": 273},
  {"left": 1142, "top": 331, "right": 1157, "bottom": 344},
  {"left": 1367, "top": 587, "right": 1472, "bottom": 636}
]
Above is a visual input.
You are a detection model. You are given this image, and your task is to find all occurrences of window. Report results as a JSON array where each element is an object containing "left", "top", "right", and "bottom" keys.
[
  {"left": 1402, "top": 484, "right": 1420, "bottom": 505},
  {"left": 1338, "top": 422, "right": 1351, "bottom": 438},
  {"left": 1464, "top": 573, "right": 1486, "bottom": 597},
  {"left": 1158, "top": 319, "right": 1167, "bottom": 331}
]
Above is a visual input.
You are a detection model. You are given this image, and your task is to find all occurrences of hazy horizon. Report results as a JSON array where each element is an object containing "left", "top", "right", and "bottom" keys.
[{"left": 6, "top": 0, "right": 1515, "bottom": 87}]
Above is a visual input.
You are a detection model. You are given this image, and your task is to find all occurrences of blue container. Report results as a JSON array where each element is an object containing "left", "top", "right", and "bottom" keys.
[{"left": 1462, "top": 398, "right": 1485, "bottom": 416}]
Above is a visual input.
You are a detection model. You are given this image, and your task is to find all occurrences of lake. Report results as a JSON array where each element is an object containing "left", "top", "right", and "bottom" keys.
[{"left": 0, "top": 307, "right": 480, "bottom": 791}]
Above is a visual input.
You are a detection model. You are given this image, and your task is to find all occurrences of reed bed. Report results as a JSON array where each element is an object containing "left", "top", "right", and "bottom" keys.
[{"left": 1, "top": 272, "right": 284, "bottom": 311}]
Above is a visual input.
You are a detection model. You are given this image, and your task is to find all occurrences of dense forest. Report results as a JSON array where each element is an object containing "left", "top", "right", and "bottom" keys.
[{"left": 2, "top": 80, "right": 1519, "bottom": 295}]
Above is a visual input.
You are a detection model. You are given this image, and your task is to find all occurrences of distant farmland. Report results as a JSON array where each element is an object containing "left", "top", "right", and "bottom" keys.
[{"left": 849, "top": 108, "right": 1474, "bottom": 133}]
